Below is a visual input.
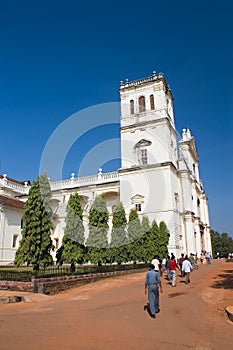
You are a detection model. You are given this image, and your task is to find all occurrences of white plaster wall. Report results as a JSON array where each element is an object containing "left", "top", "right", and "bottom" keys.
[
  {"left": 121, "top": 120, "right": 177, "bottom": 168},
  {"left": 120, "top": 80, "right": 174, "bottom": 126},
  {"left": 0, "top": 207, "right": 23, "bottom": 264}
]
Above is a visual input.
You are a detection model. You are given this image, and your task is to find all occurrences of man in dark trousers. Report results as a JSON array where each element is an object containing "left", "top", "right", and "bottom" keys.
[{"left": 144, "top": 264, "right": 163, "bottom": 318}]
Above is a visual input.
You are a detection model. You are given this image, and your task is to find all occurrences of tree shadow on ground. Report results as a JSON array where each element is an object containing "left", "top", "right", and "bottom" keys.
[{"left": 211, "top": 269, "right": 233, "bottom": 290}]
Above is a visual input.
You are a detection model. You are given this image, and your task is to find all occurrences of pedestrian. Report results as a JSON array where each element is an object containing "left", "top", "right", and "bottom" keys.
[
  {"left": 194, "top": 253, "right": 199, "bottom": 269},
  {"left": 161, "top": 257, "right": 167, "bottom": 276},
  {"left": 178, "top": 253, "right": 185, "bottom": 277},
  {"left": 182, "top": 255, "right": 193, "bottom": 284},
  {"left": 166, "top": 255, "right": 171, "bottom": 280},
  {"left": 144, "top": 264, "right": 163, "bottom": 318},
  {"left": 204, "top": 251, "right": 211, "bottom": 264},
  {"left": 151, "top": 255, "right": 161, "bottom": 273},
  {"left": 200, "top": 253, "right": 204, "bottom": 264},
  {"left": 171, "top": 252, "right": 175, "bottom": 260},
  {"left": 168, "top": 256, "right": 179, "bottom": 287},
  {"left": 188, "top": 253, "right": 195, "bottom": 269}
]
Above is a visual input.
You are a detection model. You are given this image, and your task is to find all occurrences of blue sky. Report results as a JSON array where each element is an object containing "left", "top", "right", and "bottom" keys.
[{"left": 0, "top": 0, "right": 232, "bottom": 236}]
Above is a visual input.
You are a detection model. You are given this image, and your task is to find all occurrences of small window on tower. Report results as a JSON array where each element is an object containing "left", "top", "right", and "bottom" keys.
[
  {"left": 193, "top": 163, "right": 196, "bottom": 173},
  {"left": 130, "top": 99, "right": 134, "bottom": 115},
  {"left": 12, "top": 234, "right": 18, "bottom": 248},
  {"left": 139, "top": 96, "right": 146, "bottom": 113},
  {"left": 140, "top": 149, "right": 147, "bottom": 165},
  {"left": 135, "top": 203, "right": 141, "bottom": 212},
  {"left": 150, "top": 95, "right": 155, "bottom": 110},
  {"left": 54, "top": 238, "right": 59, "bottom": 249}
]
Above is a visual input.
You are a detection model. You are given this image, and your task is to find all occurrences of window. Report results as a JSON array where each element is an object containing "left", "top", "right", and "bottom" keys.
[
  {"left": 12, "top": 234, "right": 18, "bottom": 248},
  {"left": 135, "top": 203, "right": 141, "bottom": 212},
  {"left": 54, "top": 238, "right": 59, "bottom": 249},
  {"left": 150, "top": 94, "right": 155, "bottom": 110},
  {"left": 138, "top": 96, "right": 146, "bottom": 112},
  {"left": 140, "top": 149, "right": 147, "bottom": 165},
  {"left": 197, "top": 198, "right": 200, "bottom": 207},
  {"left": 130, "top": 99, "right": 134, "bottom": 115},
  {"left": 20, "top": 219, "right": 23, "bottom": 229}
]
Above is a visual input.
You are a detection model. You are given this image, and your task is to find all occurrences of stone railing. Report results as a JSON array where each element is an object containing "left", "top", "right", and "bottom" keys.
[
  {"left": 0, "top": 178, "right": 29, "bottom": 195},
  {"left": 50, "top": 171, "right": 119, "bottom": 191},
  {"left": 0, "top": 171, "right": 119, "bottom": 194},
  {"left": 119, "top": 72, "right": 165, "bottom": 89}
]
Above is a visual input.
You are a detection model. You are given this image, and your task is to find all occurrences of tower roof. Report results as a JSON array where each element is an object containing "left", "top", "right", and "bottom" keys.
[{"left": 119, "top": 71, "right": 172, "bottom": 96}]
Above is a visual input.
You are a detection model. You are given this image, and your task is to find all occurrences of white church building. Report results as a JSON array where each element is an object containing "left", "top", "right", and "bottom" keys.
[{"left": 0, "top": 72, "right": 212, "bottom": 264}]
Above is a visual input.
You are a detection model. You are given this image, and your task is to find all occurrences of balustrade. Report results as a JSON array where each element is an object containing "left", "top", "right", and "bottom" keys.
[
  {"left": 50, "top": 171, "right": 119, "bottom": 191},
  {"left": 0, "top": 178, "right": 28, "bottom": 194}
]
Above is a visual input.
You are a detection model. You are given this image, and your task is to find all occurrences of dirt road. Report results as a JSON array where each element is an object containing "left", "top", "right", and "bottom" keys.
[{"left": 0, "top": 259, "right": 232, "bottom": 350}]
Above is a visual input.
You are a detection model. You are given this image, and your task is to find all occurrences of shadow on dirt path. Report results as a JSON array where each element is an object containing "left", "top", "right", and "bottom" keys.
[{"left": 0, "top": 260, "right": 232, "bottom": 350}]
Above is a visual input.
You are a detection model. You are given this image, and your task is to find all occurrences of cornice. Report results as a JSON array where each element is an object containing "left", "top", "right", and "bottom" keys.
[
  {"left": 120, "top": 116, "right": 176, "bottom": 133},
  {"left": 118, "top": 161, "right": 178, "bottom": 174},
  {"left": 179, "top": 137, "right": 199, "bottom": 162}
]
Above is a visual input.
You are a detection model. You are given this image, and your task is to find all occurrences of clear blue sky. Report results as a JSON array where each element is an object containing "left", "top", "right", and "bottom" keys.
[{"left": 0, "top": 0, "right": 232, "bottom": 236}]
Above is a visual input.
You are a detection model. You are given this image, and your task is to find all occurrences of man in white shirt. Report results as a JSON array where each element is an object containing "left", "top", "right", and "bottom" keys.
[
  {"left": 151, "top": 255, "right": 160, "bottom": 273},
  {"left": 182, "top": 255, "right": 193, "bottom": 284}
]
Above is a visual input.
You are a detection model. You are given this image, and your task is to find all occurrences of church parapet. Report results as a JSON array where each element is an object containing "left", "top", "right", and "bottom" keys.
[
  {"left": 119, "top": 71, "right": 171, "bottom": 94},
  {"left": 0, "top": 176, "right": 29, "bottom": 195},
  {"left": 50, "top": 171, "right": 119, "bottom": 191}
]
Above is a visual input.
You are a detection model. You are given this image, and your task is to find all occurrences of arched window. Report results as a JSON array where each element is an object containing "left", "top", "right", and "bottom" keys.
[
  {"left": 138, "top": 96, "right": 146, "bottom": 113},
  {"left": 150, "top": 94, "right": 155, "bottom": 110},
  {"left": 130, "top": 99, "right": 134, "bottom": 115},
  {"left": 140, "top": 149, "right": 147, "bottom": 164}
]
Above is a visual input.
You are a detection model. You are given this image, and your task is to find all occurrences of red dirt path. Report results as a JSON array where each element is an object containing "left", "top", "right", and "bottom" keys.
[{"left": 0, "top": 259, "right": 232, "bottom": 350}]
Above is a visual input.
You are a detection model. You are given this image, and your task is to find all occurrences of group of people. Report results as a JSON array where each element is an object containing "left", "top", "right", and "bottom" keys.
[{"left": 144, "top": 252, "right": 210, "bottom": 319}]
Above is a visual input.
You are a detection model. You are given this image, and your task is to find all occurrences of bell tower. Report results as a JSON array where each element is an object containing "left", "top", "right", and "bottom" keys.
[
  {"left": 118, "top": 71, "right": 182, "bottom": 255},
  {"left": 119, "top": 71, "right": 177, "bottom": 169}
]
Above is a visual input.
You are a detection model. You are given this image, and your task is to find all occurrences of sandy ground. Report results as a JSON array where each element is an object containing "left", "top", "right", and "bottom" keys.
[{"left": 0, "top": 259, "right": 232, "bottom": 350}]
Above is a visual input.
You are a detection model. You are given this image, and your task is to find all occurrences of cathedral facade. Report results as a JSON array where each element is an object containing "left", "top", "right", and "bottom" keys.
[{"left": 0, "top": 72, "right": 212, "bottom": 264}]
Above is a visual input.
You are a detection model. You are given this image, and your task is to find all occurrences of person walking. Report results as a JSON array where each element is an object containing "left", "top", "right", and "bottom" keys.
[
  {"left": 144, "top": 264, "right": 163, "bottom": 318},
  {"left": 200, "top": 253, "right": 204, "bottom": 264},
  {"left": 178, "top": 253, "right": 185, "bottom": 277},
  {"left": 204, "top": 251, "right": 211, "bottom": 264},
  {"left": 151, "top": 255, "right": 161, "bottom": 273},
  {"left": 188, "top": 253, "right": 195, "bottom": 269},
  {"left": 166, "top": 255, "right": 171, "bottom": 280},
  {"left": 182, "top": 255, "right": 193, "bottom": 284},
  {"left": 168, "top": 256, "right": 179, "bottom": 287},
  {"left": 161, "top": 257, "right": 167, "bottom": 276}
]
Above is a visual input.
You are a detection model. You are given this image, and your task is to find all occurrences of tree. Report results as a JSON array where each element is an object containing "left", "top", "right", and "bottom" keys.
[
  {"left": 108, "top": 202, "right": 128, "bottom": 264},
  {"left": 86, "top": 195, "right": 109, "bottom": 265},
  {"left": 211, "top": 230, "right": 222, "bottom": 258},
  {"left": 127, "top": 208, "right": 142, "bottom": 262},
  {"left": 211, "top": 229, "right": 233, "bottom": 258},
  {"left": 14, "top": 174, "right": 54, "bottom": 270},
  {"left": 137, "top": 215, "right": 151, "bottom": 262},
  {"left": 147, "top": 220, "right": 160, "bottom": 261},
  {"left": 158, "top": 221, "right": 170, "bottom": 259},
  {"left": 61, "top": 193, "right": 85, "bottom": 267}
]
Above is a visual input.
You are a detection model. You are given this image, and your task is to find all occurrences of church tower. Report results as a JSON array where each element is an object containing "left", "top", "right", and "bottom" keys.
[{"left": 118, "top": 71, "right": 182, "bottom": 255}]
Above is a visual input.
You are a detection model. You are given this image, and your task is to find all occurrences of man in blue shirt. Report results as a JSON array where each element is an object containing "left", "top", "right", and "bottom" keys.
[{"left": 145, "top": 264, "right": 163, "bottom": 318}]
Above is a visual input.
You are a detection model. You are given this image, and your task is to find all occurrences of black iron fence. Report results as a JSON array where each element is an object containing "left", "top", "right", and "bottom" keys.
[{"left": 0, "top": 263, "right": 148, "bottom": 282}]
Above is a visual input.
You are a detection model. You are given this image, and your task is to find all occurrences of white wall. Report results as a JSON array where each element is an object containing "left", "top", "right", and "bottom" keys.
[{"left": 0, "top": 207, "right": 23, "bottom": 265}]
